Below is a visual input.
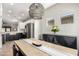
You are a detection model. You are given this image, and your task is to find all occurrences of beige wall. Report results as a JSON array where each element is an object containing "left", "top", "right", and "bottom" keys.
[{"left": 42, "top": 3, "right": 79, "bottom": 49}]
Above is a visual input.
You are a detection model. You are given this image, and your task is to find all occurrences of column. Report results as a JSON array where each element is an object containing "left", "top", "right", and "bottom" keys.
[{"left": 34, "top": 19, "right": 42, "bottom": 39}]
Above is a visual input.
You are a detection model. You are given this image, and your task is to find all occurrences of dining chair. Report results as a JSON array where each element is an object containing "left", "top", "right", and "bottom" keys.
[
  {"left": 13, "top": 45, "right": 24, "bottom": 56},
  {"left": 13, "top": 45, "right": 18, "bottom": 56}
]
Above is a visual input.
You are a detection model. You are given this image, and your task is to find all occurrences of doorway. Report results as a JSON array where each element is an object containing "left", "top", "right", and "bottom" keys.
[{"left": 25, "top": 23, "right": 34, "bottom": 38}]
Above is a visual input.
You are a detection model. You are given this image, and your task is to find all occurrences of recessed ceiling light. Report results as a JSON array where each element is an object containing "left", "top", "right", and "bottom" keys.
[
  {"left": 17, "top": 16, "right": 21, "bottom": 19},
  {"left": 7, "top": 14, "right": 10, "bottom": 16},
  {"left": 26, "top": 9, "right": 29, "bottom": 11},
  {"left": 8, "top": 10, "right": 12, "bottom": 13}
]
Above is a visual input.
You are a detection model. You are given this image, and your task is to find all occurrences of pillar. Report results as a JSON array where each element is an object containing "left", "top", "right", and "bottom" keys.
[{"left": 34, "top": 20, "right": 42, "bottom": 39}]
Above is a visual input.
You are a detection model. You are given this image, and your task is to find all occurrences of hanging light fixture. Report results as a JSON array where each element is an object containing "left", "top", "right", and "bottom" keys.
[{"left": 29, "top": 3, "right": 44, "bottom": 19}]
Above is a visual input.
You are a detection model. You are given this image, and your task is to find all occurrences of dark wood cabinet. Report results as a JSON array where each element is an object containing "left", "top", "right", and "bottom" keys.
[
  {"left": 2, "top": 33, "right": 27, "bottom": 44},
  {"left": 43, "top": 34, "right": 77, "bottom": 49}
]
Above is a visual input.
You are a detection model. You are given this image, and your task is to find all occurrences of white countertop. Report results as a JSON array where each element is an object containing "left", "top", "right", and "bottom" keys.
[{"left": 0, "top": 31, "right": 23, "bottom": 35}]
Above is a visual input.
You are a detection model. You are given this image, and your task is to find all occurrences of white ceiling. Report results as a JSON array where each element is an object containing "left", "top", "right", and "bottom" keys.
[{"left": 2, "top": 3, "right": 56, "bottom": 24}]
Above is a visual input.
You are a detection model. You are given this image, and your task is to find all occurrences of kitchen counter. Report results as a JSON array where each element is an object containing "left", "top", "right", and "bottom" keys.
[
  {"left": 0, "top": 31, "right": 23, "bottom": 34},
  {"left": 1, "top": 31, "right": 27, "bottom": 44}
]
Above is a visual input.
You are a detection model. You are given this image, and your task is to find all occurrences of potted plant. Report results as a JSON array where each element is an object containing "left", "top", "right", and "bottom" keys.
[
  {"left": 51, "top": 25, "right": 59, "bottom": 34},
  {"left": 51, "top": 25, "right": 59, "bottom": 44}
]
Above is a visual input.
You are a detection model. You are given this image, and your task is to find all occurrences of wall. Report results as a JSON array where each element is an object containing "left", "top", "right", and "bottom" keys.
[
  {"left": 0, "top": 4, "right": 2, "bottom": 49},
  {"left": 42, "top": 3, "right": 79, "bottom": 49},
  {"left": 18, "top": 21, "right": 25, "bottom": 32}
]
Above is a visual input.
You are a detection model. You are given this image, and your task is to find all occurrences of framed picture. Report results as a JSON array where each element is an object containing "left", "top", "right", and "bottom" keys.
[
  {"left": 61, "top": 15, "right": 73, "bottom": 24},
  {"left": 48, "top": 19, "right": 54, "bottom": 26}
]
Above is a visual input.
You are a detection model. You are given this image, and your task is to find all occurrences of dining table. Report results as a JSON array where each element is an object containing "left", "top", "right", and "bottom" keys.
[{"left": 14, "top": 39, "right": 77, "bottom": 56}]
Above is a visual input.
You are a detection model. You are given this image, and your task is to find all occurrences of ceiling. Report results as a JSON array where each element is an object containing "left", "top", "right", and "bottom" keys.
[{"left": 2, "top": 3, "right": 56, "bottom": 25}]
